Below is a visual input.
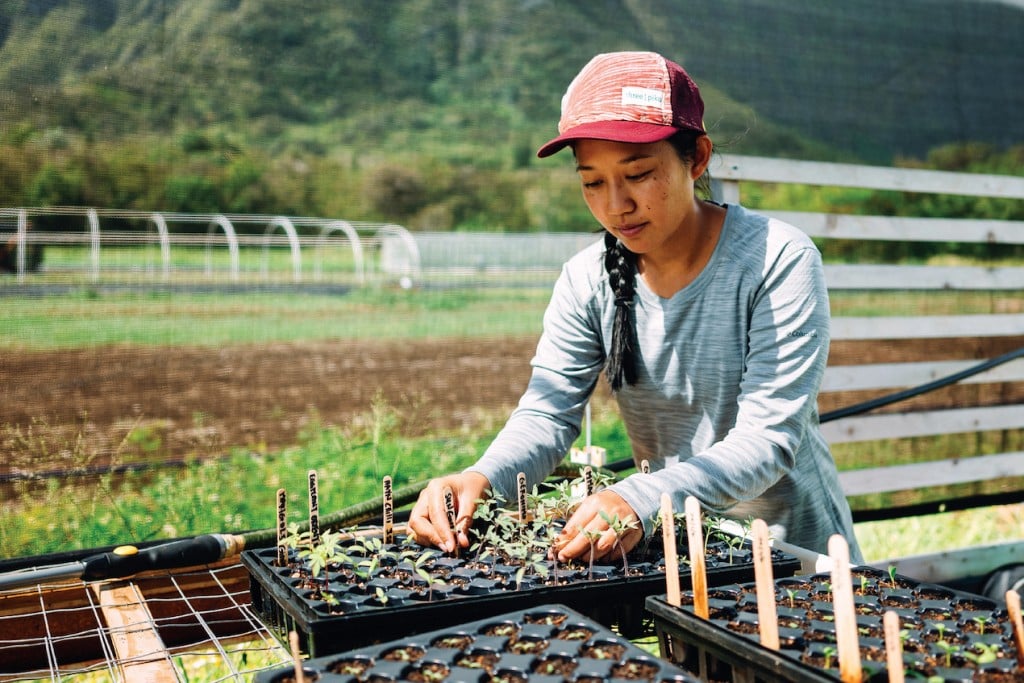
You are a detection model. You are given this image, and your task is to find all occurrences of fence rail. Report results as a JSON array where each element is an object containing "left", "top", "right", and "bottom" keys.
[{"left": 712, "top": 154, "right": 1024, "bottom": 561}]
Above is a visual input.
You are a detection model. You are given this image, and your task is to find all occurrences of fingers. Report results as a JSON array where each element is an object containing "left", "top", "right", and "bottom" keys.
[
  {"left": 553, "top": 490, "right": 642, "bottom": 563},
  {"left": 408, "top": 481, "right": 454, "bottom": 553},
  {"left": 407, "top": 473, "right": 490, "bottom": 554}
]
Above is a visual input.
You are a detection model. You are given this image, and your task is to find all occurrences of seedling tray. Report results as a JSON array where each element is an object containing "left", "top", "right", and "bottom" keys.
[
  {"left": 254, "top": 603, "right": 700, "bottom": 683},
  {"left": 242, "top": 532, "right": 801, "bottom": 657},
  {"left": 646, "top": 566, "right": 1020, "bottom": 682}
]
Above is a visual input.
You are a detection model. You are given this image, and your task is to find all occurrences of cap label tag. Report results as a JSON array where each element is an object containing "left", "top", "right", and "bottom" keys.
[{"left": 621, "top": 86, "right": 664, "bottom": 108}]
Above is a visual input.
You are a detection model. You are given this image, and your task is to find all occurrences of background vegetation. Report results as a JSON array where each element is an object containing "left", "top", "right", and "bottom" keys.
[{"left": 2, "top": 0, "right": 1023, "bottom": 250}]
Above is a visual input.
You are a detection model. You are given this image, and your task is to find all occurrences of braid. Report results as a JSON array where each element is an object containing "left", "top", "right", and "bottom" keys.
[{"left": 603, "top": 231, "right": 640, "bottom": 390}]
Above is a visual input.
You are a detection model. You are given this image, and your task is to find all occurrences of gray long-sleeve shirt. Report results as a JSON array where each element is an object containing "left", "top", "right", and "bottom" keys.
[{"left": 467, "top": 204, "right": 862, "bottom": 562}]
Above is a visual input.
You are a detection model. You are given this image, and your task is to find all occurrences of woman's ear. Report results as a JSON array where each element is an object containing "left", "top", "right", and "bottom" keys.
[{"left": 691, "top": 135, "right": 713, "bottom": 179}]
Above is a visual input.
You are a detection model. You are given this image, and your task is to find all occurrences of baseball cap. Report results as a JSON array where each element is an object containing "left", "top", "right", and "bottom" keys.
[{"left": 537, "top": 51, "right": 705, "bottom": 158}]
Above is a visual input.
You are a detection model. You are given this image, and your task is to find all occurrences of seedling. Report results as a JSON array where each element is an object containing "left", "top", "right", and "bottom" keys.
[
  {"left": 821, "top": 644, "right": 837, "bottom": 669},
  {"left": 413, "top": 552, "right": 446, "bottom": 601},
  {"left": 542, "top": 479, "right": 580, "bottom": 520},
  {"left": 581, "top": 527, "right": 602, "bottom": 580},
  {"left": 934, "top": 638, "right": 958, "bottom": 668},
  {"left": 298, "top": 529, "right": 347, "bottom": 598},
  {"left": 963, "top": 641, "right": 1001, "bottom": 666},
  {"left": 599, "top": 511, "right": 639, "bottom": 576},
  {"left": 639, "top": 512, "right": 662, "bottom": 557}
]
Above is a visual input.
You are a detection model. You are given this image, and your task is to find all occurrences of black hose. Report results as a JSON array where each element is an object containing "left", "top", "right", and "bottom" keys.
[{"left": 818, "top": 344, "right": 1024, "bottom": 423}]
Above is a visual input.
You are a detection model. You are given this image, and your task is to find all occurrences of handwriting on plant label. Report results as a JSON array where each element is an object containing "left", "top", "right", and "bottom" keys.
[
  {"left": 382, "top": 475, "right": 394, "bottom": 544},
  {"left": 276, "top": 488, "right": 287, "bottom": 566},
  {"left": 517, "top": 472, "right": 527, "bottom": 522},
  {"left": 443, "top": 487, "right": 457, "bottom": 529},
  {"left": 308, "top": 470, "right": 320, "bottom": 546}
]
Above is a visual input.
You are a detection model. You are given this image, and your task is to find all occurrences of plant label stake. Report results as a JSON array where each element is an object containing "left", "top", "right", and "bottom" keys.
[
  {"left": 660, "top": 494, "right": 681, "bottom": 607},
  {"left": 882, "top": 611, "right": 904, "bottom": 683},
  {"left": 517, "top": 472, "right": 528, "bottom": 523},
  {"left": 828, "top": 534, "right": 862, "bottom": 683},
  {"left": 640, "top": 459, "right": 650, "bottom": 474},
  {"left": 751, "top": 518, "right": 779, "bottom": 650},
  {"left": 584, "top": 465, "right": 594, "bottom": 496},
  {"left": 1007, "top": 588, "right": 1024, "bottom": 669},
  {"left": 443, "top": 486, "right": 458, "bottom": 557},
  {"left": 570, "top": 402, "right": 607, "bottom": 467},
  {"left": 276, "top": 488, "right": 288, "bottom": 567},
  {"left": 289, "top": 630, "right": 305, "bottom": 683},
  {"left": 684, "top": 496, "right": 708, "bottom": 619},
  {"left": 382, "top": 475, "right": 394, "bottom": 545},
  {"left": 307, "top": 470, "right": 320, "bottom": 547}
]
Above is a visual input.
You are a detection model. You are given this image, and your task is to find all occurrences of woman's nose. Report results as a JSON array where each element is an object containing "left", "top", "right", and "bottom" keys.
[{"left": 605, "top": 181, "right": 634, "bottom": 215}]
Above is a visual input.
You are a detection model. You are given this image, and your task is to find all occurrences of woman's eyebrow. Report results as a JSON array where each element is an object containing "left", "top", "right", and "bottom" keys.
[{"left": 576, "top": 153, "right": 655, "bottom": 172}]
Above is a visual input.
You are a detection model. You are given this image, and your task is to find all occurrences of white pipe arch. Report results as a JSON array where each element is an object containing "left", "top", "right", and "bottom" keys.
[
  {"left": 376, "top": 223, "right": 420, "bottom": 282},
  {"left": 263, "top": 216, "right": 302, "bottom": 282},
  {"left": 147, "top": 213, "right": 171, "bottom": 280},
  {"left": 316, "top": 220, "right": 364, "bottom": 283},
  {"left": 206, "top": 214, "right": 239, "bottom": 281},
  {"left": 87, "top": 208, "right": 100, "bottom": 282}
]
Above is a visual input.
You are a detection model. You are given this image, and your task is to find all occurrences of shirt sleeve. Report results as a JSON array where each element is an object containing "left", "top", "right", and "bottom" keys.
[
  {"left": 465, "top": 262, "right": 607, "bottom": 502},
  {"left": 610, "top": 243, "right": 831, "bottom": 532}
]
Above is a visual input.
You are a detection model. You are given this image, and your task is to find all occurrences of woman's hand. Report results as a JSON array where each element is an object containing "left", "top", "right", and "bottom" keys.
[
  {"left": 551, "top": 489, "right": 643, "bottom": 563},
  {"left": 408, "top": 472, "right": 490, "bottom": 553}
]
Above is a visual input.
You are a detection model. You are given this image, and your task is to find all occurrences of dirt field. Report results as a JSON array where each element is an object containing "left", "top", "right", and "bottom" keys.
[
  {"left": 0, "top": 338, "right": 550, "bottom": 472},
  {"left": 3, "top": 335, "right": 1022, "bottom": 475}
]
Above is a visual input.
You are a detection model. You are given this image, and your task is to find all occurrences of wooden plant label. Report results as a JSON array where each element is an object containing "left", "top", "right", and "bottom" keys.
[
  {"left": 751, "top": 519, "right": 779, "bottom": 650},
  {"left": 640, "top": 459, "right": 651, "bottom": 474},
  {"left": 584, "top": 465, "right": 594, "bottom": 496},
  {"left": 1007, "top": 589, "right": 1024, "bottom": 669},
  {"left": 275, "top": 488, "right": 288, "bottom": 567},
  {"left": 443, "top": 486, "right": 458, "bottom": 557},
  {"left": 382, "top": 475, "right": 394, "bottom": 545},
  {"left": 307, "top": 470, "right": 320, "bottom": 547},
  {"left": 660, "top": 494, "right": 681, "bottom": 607},
  {"left": 289, "top": 630, "right": 305, "bottom": 683},
  {"left": 883, "top": 611, "right": 904, "bottom": 683},
  {"left": 516, "top": 472, "right": 528, "bottom": 523},
  {"left": 828, "top": 534, "right": 862, "bottom": 683},
  {"left": 684, "top": 496, "right": 708, "bottom": 619}
]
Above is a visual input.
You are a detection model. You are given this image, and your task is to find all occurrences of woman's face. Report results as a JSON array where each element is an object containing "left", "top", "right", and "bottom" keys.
[{"left": 574, "top": 138, "right": 705, "bottom": 257}]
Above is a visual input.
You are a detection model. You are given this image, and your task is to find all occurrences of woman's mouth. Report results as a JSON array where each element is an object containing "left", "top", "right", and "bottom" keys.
[{"left": 616, "top": 223, "right": 646, "bottom": 239}]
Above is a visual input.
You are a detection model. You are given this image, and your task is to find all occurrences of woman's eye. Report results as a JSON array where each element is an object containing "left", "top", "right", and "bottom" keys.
[
  {"left": 582, "top": 179, "right": 602, "bottom": 189},
  {"left": 627, "top": 171, "right": 651, "bottom": 181}
]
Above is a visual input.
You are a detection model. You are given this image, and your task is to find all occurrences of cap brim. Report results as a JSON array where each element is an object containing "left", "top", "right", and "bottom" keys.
[{"left": 536, "top": 121, "right": 680, "bottom": 158}]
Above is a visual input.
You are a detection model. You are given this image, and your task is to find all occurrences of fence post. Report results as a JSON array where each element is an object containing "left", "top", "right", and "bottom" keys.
[
  {"left": 87, "top": 208, "right": 100, "bottom": 282},
  {"left": 16, "top": 209, "right": 27, "bottom": 283}
]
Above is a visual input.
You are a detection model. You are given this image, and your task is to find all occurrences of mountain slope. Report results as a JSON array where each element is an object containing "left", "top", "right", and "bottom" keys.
[{"left": 1, "top": 0, "right": 1021, "bottom": 164}]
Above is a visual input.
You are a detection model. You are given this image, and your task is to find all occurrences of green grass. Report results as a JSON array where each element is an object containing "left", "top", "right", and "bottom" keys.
[
  {"left": 0, "top": 415, "right": 489, "bottom": 557},
  {"left": 3, "top": 285, "right": 1020, "bottom": 351},
  {"left": 0, "top": 287, "right": 553, "bottom": 350},
  {"left": 3, "top": 403, "right": 1020, "bottom": 563}
]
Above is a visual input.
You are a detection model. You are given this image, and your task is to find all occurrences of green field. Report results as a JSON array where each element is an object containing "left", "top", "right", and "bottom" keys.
[{"left": 2, "top": 284, "right": 1020, "bottom": 350}]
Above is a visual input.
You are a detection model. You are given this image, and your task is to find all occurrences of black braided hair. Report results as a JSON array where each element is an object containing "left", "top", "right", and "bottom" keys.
[
  {"left": 603, "top": 231, "right": 640, "bottom": 390},
  {"left": 592, "top": 129, "right": 711, "bottom": 391}
]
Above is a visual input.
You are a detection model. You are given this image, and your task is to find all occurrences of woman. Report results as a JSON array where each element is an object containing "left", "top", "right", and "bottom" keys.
[{"left": 408, "top": 51, "right": 862, "bottom": 564}]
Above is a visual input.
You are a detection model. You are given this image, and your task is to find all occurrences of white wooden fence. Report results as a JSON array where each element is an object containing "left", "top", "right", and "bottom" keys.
[{"left": 713, "top": 154, "right": 1024, "bottom": 582}]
